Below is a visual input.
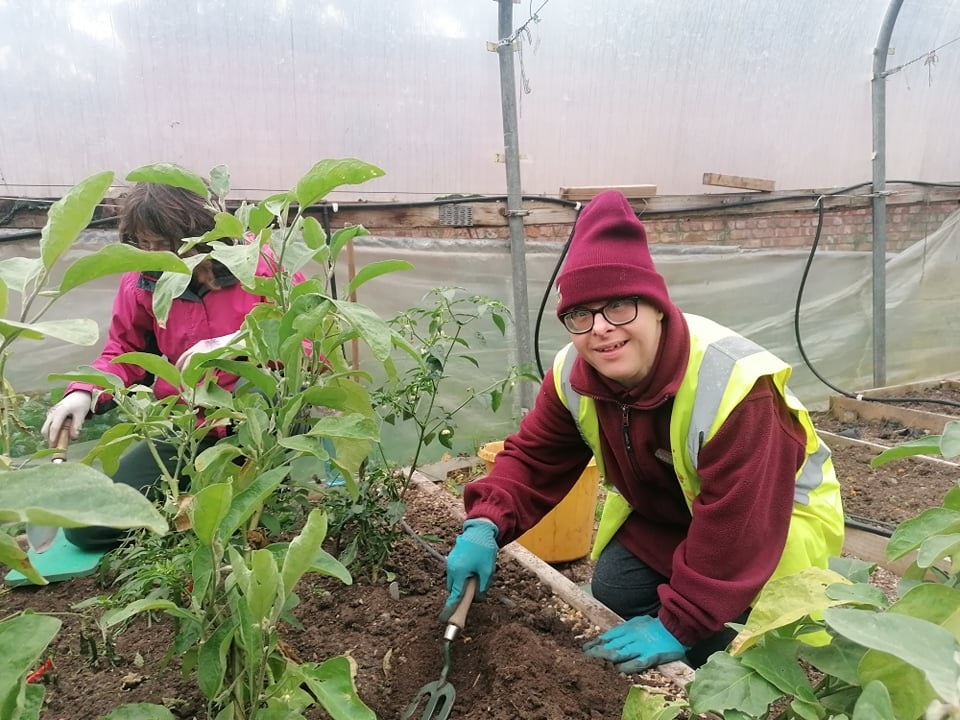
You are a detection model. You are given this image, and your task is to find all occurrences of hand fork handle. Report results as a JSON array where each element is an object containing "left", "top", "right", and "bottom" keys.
[{"left": 443, "top": 576, "right": 477, "bottom": 642}]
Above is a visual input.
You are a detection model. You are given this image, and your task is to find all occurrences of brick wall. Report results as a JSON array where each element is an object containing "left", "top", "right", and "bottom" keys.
[{"left": 366, "top": 199, "right": 960, "bottom": 253}]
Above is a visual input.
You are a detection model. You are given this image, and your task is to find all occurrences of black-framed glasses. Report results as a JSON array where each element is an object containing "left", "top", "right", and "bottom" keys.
[{"left": 560, "top": 297, "right": 641, "bottom": 334}]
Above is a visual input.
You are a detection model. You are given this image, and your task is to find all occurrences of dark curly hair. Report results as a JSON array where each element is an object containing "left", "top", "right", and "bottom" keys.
[{"left": 119, "top": 183, "right": 220, "bottom": 253}]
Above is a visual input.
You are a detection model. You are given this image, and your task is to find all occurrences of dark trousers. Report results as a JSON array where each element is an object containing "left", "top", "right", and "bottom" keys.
[
  {"left": 65, "top": 437, "right": 213, "bottom": 551},
  {"left": 591, "top": 539, "right": 749, "bottom": 668}
]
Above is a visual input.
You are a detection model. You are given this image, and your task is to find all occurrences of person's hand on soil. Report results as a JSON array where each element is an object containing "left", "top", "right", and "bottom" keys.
[
  {"left": 442, "top": 518, "right": 498, "bottom": 621},
  {"left": 582, "top": 615, "right": 688, "bottom": 672},
  {"left": 41, "top": 391, "right": 92, "bottom": 444}
]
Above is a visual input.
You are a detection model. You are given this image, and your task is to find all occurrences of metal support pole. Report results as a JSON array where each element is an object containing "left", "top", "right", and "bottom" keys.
[
  {"left": 870, "top": 0, "right": 903, "bottom": 388},
  {"left": 496, "top": 0, "right": 534, "bottom": 412}
]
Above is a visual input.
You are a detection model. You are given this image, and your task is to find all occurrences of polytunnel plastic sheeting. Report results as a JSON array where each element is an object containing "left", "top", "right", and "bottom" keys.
[
  {"left": 2, "top": 1, "right": 960, "bottom": 198},
  {"left": 6, "top": 218, "right": 960, "bottom": 463}
]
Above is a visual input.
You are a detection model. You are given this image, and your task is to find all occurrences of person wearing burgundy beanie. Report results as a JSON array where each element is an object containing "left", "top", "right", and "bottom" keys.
[{"left": 443, "top": 189, "right": 844, "bottom": 672}]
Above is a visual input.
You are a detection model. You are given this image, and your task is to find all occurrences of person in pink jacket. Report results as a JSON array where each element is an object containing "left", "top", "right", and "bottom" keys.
[{"left": 41, "top": 182, "right": 296, "bottom": 550}]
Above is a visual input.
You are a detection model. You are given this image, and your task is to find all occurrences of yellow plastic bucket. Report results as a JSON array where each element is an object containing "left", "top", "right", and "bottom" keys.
[{"left": 476, "top": 441, "right": 600, "bottom": 563}]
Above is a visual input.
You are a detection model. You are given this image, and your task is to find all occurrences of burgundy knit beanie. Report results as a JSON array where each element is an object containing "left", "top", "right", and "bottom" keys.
[{"left": 555, "top": 189, "right": 671, "bottom": 316}]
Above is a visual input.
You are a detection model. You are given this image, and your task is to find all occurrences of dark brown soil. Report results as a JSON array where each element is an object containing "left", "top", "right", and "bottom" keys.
[
  {"left": 5, "top": 403, "right": 958, "bottom": 720},
  {"left": 2, "top": 486, "right": 650, "bottom": 720}
]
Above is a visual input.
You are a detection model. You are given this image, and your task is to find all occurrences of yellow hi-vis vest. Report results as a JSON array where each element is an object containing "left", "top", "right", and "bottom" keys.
[{"left": 553, "top": 313, "right": 844, "bottom": 581}]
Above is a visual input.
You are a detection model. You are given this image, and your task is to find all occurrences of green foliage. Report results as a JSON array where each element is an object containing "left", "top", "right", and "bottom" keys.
[
  {"left": 372, "top": 286, "right": 535, "bottom": 490},
  {"left": 89, "top": 159, "right": 392, "bottom": 719},
  {"left": 0, "top": 172, "right": 175, "bottom": 720},
  {"left": 324, "top": 465, "right": 405, "bottom": 582},
  {"left": 320, "top": 286, "right": 530, "bottom": 582},
  {"left": 623, "top": 433, "right": 960, "bottom": 720}
]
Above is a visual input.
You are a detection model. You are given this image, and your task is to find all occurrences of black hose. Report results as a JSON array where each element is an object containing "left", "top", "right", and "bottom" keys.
[
  {"left": 400, "top": 519, "right": 447, "bottom": 565},
  {"left": 844, "top": 514, "right": 896, "bottom": 538},
  {"left": 793, "top": 199, "right": 960, "bottom": 410},
  {"left": 532, "top": 206, "right": 582, "bottom": 378}
]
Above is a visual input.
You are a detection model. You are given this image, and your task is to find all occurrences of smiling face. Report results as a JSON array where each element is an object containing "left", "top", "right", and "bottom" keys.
[{"left": 568, "top": 298, "right": 664, "bottom": 388}]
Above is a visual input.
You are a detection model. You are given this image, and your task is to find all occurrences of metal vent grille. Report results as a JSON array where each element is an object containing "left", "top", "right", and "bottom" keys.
[{"left": 439, "top": 204, "right": 474, "bottom": 227}]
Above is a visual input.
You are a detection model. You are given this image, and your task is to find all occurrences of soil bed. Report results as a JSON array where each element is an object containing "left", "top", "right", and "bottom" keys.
[
  {"left": 5, "top": 410, "right": 958, "bottom": 719},
  {"left": 4, "top": 485, "right": 661, "bottom": 720}
]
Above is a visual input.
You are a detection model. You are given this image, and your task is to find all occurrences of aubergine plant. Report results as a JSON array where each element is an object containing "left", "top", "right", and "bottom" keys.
[
  {"left": 62, "top": 159, "right": 423, "bottom": 720},
  {"left": 622, "top": 427, "right": 960, "bottom": 720},
  {"left": 0, "top": 173, "right": 172, "bottom": 720}
]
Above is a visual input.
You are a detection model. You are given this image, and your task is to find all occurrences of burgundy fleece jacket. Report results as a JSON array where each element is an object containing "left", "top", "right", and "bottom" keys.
[{"left": 463, "top": 308, "right": 806, "bottom": 646}]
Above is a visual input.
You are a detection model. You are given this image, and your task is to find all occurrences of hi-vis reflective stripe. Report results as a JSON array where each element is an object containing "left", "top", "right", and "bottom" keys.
[
  {"left": 557, "top": 344, "right": 580, "bottom": 425},
  {"left": 688, "top": 336, "right": 763, "bottom": 469}
]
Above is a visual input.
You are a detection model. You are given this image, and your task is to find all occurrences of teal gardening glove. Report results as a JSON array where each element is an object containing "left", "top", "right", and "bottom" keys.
[
  {"left": 442, "top": 518, "right": 498, "bottom": 621},
  {"left": 583, "top": 615, "right": 688, "bottom": 673}
]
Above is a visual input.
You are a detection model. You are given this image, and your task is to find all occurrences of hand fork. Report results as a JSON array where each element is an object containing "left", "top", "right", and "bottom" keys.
[{"left": 400, "top": 577, "right": 478, "bottom": 720}]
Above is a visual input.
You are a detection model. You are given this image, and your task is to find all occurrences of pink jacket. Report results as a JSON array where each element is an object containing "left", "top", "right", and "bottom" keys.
[{"left": 66, "top": 256, "right": 302, "bottom": 409}]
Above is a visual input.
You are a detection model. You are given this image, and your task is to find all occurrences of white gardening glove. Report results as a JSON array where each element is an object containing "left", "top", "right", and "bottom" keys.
[
  {"left": 175, "top": 331, "right": 246, "bottom": 371},
  {"left": 41, "top": 390, "right": 93, "bottom": 444}
]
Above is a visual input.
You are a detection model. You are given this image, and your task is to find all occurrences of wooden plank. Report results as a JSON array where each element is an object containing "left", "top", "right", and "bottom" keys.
[
  {"left": 848, "top": 377, "right": 960, "bottom": 399},
  {"left": 829, "top": 395, "right": 954, "bottom": 435},
  {"left": 702, "top": 173, "right": 775, "bottom": 192},
  {"left": 559, "top": 185, "right": 658, "bottom": 202}
]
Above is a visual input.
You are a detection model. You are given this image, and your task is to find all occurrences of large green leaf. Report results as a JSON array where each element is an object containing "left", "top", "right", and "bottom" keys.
[
  {"left": 0, "top": 532, "right": 46, "bottom": 585},
  {"left": 858, "top": 583, "right": 960, "bottom": 718},
  {"left": 0, "top": 317, "right": 100, "bottom": 346},
  {"left": 217, "top": 466, "right": 289, "bottom": 540},
  {"left": 152, "top": 254, "right": 206, "bottom": 327},
  {"left": 112, "top": 352, "right": 181, "bottom": 390},
  {"left": 730, "top": 567, "right": 851, "bottom": 653},
  {"left": 191, "top": 483, "right": 233, "bottom": 546},
  {"left": 940, "top": 420, "right": 960, "bottom": 457},
  {"left": 0, "top": 463, "right": 166, "bottom": 534},
  {"left": 871, "top": 436, "right": 943, "bottom": 466},
  {"left": 246, "top": 548, "right": 280, "bottom": 622},
  {"left": 307, "top": 413, "right": 379, "bottom": 441},
  {"left": 620, "top": 685, "right": 686, "bottom": 720},
  {"left": 197, "top": 617, "right": 238, "bottom": 700},
  {"left": 688, "top": 651, "right": 782, "bottom": 717},
  {"left": 0, "top": 256, "right": 43, "bottom": 296},
  {"left": 280, "top": 509, "right": 324, "bottom": 595},
  {"left": 298, "top": 656, "right": 376, "bottom": 720},
  {"left": 739, "top": 637, "right": 818, "bottom": 705},
  {"left": 0, "top": 275, "right": 8, "bottom": 318},
  {"left": 294, "top": 159, "right": 384, "bottom": 209},
  {"left": 40, "top": 171, "right": 114, "bottom": 270},
  {"left": 98, "top": 704, "right": 176, "bottom": 720},
  {"left": 346, "top": 259, "right": 414, "bottom": 296},
  {"left": 302, "top": 216, "right": 326, "bottom": 250},
  {"left": 825, "top": 605, "right": 960, "bottom": 704},
  {"left": 331, "top": 299, "right": 394, "bottom": 361},
  {"left": 210, "top": 240, "right": 262, "bottom": 288},
  {"left": 307, "top": 546, "right": 352, "bottom": 585},
  {"left": 0, "top": 613, "right": 61, "bottom": 719},
  {"left": 887, "top": 507, "right": 960, "bottom": 560},
  {"left": 59, "top": 244, "right": 190, "bottom": 293},
  {"left": 206, "top": 360, "right": 277, "bottom": 398},
  {"left": 126, "top": 163, "right": 208, "bottom": 198},
  {"left": 329, "top": 224, "right": 370, "bottom": 260},
  {"left": 851, "top": 681, "right": 895, "bottom": 720},
  {"left": 799, "top": 635, "right": 866, "bottom": 686},
  {"left": 101, "top": 599, "right": 180, "bottom": 630}
]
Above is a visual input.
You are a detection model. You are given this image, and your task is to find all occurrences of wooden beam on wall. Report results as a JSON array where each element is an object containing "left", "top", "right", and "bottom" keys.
[
  {"left": 559, "top": 185, "right": 657, "bottom": 202},
  {"left": 703, "top": 173, "right": 775, "bottom": 192}
]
